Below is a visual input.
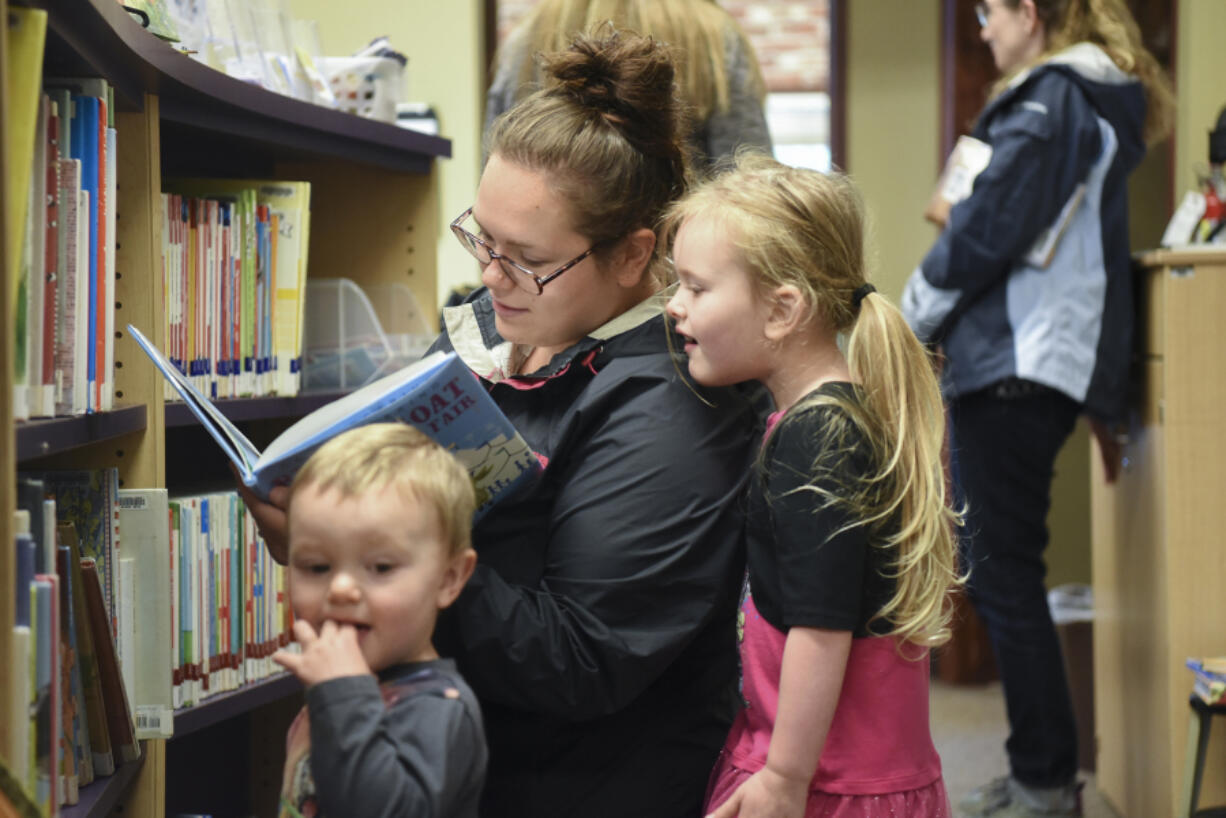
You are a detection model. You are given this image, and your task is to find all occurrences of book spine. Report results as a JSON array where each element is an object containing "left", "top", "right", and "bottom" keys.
[
  {"left": 42, "top": 101, "right": 61, "bottom": 417},
  {"left": 80, "top": 559, "right": 139, "bottom": 764}
]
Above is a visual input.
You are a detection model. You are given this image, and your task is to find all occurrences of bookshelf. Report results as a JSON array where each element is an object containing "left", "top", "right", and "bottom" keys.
[
  {"left": 1092, "top": 248, "right": 1226, "bottom": 817},
  {"left": 1, "top": 0, "right": 450, "bottom": 815}
]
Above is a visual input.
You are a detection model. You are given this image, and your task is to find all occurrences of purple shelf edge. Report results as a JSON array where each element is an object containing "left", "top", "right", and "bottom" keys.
[
  {"left": 164, "top": 391, "right": 347, "bottom": 427},
  {"left": 15, "top": 405, "right": 148, "bottom": 463},
  {"left": 173, "top": 673, "right": 302, "bottom": 738},
  {"left": 60, "top": 748, "right": 146, "bottom": 818}
]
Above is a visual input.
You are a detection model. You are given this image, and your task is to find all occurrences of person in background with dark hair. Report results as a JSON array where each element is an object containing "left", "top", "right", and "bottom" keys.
[
  {"left": 903, "top": 1, "right": 1174, "bottom": 816},
  {"left": 486, "top": 0, "right": 771, "bottom": 170},
  {"left": 240, "top": 28, "right": 756, "bottom": 818}
]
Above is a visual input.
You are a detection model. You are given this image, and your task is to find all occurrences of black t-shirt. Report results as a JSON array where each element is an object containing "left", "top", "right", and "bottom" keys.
[{"left": 745, "top": 382, "right": 896, "bottom": 637}]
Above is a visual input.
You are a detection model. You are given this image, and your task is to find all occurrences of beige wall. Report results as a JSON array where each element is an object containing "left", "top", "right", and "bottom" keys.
[
  {"left": 1175, "top": 1, "right": 1226, "bottom": 196},
  {"left": 289, "top": 0, "right": 487, "bottom": 314},
  {"left": 844, "top": 0, "right": 941, "bottom": 304}
]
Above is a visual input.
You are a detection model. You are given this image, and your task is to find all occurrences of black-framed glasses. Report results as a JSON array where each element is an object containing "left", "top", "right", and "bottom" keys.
[
  {"left": 974, "top": 1, "right": 991, "bottom": 27},
  {"left": 450, "top": 207, "right": 597, "bottom": 295}
]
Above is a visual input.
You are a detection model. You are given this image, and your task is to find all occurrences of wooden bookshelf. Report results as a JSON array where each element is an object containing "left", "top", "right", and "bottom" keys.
[{"left": 1, "top": 0, "right": 449, "bottom": 814}]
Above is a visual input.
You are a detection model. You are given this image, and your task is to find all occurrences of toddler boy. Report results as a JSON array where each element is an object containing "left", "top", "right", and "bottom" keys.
[{"left": 273, "top": 423, "right": 486, "bottom": 818}]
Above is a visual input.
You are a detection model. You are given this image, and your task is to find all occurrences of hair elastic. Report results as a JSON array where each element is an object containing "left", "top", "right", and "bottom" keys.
[{"left": 852, "top": 283, "right": 876, "bottom": 307}]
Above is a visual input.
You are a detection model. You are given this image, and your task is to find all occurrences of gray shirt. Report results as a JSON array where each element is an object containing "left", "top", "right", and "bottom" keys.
[{"left": 281, "top": 659, "right": 487, "bottom": 818}]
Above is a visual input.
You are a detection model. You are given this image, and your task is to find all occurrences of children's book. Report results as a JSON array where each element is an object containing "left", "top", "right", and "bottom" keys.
[
  {"left": 925, "top": 135, "right": 993, "bottom": 228},
  {"left": 1187, "top": 657, "right": 1226, "bottom": 704},
  {"left": 128, "top": 324, "right": 541, "bottom": 516},
  {"left": 80, "top": 560, "right": 139, "bottom": 765}
]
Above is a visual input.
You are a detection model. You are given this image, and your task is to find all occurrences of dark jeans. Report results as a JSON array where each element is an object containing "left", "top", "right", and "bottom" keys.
[{"left": 949, "top": 380, "right": 1080, "bottom": 788}]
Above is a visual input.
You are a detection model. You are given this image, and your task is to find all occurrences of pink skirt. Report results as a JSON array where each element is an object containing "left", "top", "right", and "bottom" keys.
[{"left": 705, "top": 752, "right": 952, "bottom": 818}]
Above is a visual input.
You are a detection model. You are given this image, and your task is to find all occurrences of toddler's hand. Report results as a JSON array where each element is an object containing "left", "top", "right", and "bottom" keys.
[
  {"left": 706, "top": 766, "right": 808, "bottom": 818},
  {"left": 273, "top": 619, "right": 371, "bottom": 687}
]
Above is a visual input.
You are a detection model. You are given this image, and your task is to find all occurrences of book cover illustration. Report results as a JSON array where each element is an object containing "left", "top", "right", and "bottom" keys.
[{"left": 128, "top": 324, "right": 541, "bottom": 517}]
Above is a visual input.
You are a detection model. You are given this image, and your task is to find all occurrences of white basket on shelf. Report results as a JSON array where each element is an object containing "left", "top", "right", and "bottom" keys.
[
  {"left": 315, "top": 55, "right": 403, "bottom": 122},
  {"left": 303, "top": 278, "right": 427, "bottom": 392}
]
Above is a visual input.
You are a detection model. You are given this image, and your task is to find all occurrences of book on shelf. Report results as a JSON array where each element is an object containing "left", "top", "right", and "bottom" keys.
[
  {"left": 58, "top": 523, "right": 114, "bottom": 777},
  {"left": 1187, "top": 657, "right": 1226, "bottom": 705},
  {"left": 129, "top": 324, "right": 541, "bottom": 513},
  {"left": 0, "top": 757, "right": 41, "bottom": 818},
  {"left": 4, "top": 8, "right": 47, "bottom": 325},
  {"left": 116, "top": 489, "right": 175, "bottom": 738},
  {"left": 55, "top": 542, "right": 94, "bottom": 790},
  {"left": 31, "top": 573, "right": 62, "bottom": 815},
  {"left": 32, "top": 470, "right": 121, "bottom": 642},
  {"left": 9, "top": 512, "right": 36, "bottom": 793},
  {"left": 165, "top": 178, "right": 311, "bottom": 399},
  {"left": 80, "top": 560, "right": 140, "bottom": 765}
]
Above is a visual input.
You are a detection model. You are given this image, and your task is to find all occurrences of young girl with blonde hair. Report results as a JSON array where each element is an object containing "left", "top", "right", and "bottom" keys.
[{"left": 666, "top": 154, "right": 961, "bottom": 818}]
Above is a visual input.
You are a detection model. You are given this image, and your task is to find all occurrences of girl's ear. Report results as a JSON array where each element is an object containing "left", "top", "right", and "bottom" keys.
[
  {"left": 763, "top": 284, "right": 809, "bottom": 342},
  {"left": 613, "top": 228, "right": 658, "bottom": 288}
]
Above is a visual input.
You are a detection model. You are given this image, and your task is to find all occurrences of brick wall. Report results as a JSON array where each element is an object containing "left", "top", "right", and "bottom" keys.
[{"left": 494, "top": 0, "right": 829, "bottom": 93}]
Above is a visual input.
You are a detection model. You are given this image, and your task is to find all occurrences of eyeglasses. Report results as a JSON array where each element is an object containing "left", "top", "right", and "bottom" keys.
[
  {"left": 450, "top": 207, "right": 597, "bottom": 295},
  {"left": 975, "top": 1, "right": 991, "bottom": 27}
]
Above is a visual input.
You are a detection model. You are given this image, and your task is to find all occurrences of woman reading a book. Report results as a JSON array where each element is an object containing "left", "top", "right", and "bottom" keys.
[
  {"left": 239, "top": 27, "right": 757, "bottom": 818},
  {"left": 901, "top": 1, "right": 1173, "bottom": 815}
]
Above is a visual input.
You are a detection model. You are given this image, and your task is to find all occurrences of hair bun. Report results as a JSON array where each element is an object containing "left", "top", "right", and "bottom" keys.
[{"left": 540, "top": 27, "right": 683, "bottom": 147}]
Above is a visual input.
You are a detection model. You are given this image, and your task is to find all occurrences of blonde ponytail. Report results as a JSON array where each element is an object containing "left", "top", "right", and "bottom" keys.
[{"left": 843, "top": 294, "right": 963, "bottom": 646}]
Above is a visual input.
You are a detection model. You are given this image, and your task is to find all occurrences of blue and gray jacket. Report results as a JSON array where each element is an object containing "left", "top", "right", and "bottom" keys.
[{"left": 903, "top": 43, "right": 1147, "bottom": 421}]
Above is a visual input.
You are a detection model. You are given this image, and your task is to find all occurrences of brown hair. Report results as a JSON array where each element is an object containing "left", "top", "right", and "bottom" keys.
[
  {"left": 664, "top": 154, "right": 964, "bottom": 647},
  {"left": 288, "top": 423, "right": 475, "bottom": 557},
  {"left": 995, "top": 0, "right": 1174, "bottom": 145},
  {"left": 487, "top": 27, "right": 692, "bottom": 289}
]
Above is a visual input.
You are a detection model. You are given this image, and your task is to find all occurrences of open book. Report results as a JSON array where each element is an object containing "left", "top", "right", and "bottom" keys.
[{"left": 127, "top": 325, "right": 540, "bottom": 516}]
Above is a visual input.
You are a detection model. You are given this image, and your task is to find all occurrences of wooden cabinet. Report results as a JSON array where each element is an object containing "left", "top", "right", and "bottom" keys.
[
  {"left": 1093, "top": 248, "right": 1226, "bottom": 818},
  {"left": 1, "top": 0, "right": 450, "bottom": 814}
]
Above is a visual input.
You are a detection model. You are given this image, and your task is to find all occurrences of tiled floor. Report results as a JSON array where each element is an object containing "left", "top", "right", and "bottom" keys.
[{"left": 930, "top": 679, "right": 1120, "bottom": 818}]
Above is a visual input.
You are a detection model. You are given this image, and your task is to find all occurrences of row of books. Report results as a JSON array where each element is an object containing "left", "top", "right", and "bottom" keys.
[
  {"left": 6, "top": 473, "right": 291, "bottom": 813},
  {"left": 12, "top": 66, "right": 119, "bottom": 421},
  {"left": 161, "top": 180, "right": 312, "bottom": 401}
]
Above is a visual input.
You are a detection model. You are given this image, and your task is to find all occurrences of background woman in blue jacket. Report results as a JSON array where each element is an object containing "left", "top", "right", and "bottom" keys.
[
  {"left": 243, "top": 28, "right": 756, "bottom": 818},
  {"left": 902, "top": 1, "right": 1173, "bottom": 816}
]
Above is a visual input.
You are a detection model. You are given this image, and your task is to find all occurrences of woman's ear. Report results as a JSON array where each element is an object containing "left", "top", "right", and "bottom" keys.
[
  {"left": 613, "top": 228, "right": 658, "bottom": 288},
  {"left": 763, "top": 284, "right": 809, "bottom": 342}
]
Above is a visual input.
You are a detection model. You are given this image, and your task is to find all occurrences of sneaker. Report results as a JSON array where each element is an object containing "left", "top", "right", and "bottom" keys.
[
  {"left": 959, "top": 776, "right": 1082, "bottom": 817},
  {"left": 959, "top": 776, "right": 1011, "bottom": 816}
]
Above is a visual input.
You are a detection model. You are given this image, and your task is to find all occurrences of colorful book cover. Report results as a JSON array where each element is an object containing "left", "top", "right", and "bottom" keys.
[
  {"left": 58, "top": 523, "right": 113, "bottom": 777},
  {"left": 80, "top": 560, "right": 140, "bottom": 764},
  {"left": 35, "top": 470, "right": 116, "bottom": 617},
  {"left": 124, "top": 0, "right": 181, "bottom": 41},
  {"left": 128, "top": 326, "right": 541, "bottom": 513},
  {"left": 56, "top": 544, "right": 93, "bottom": 788}
]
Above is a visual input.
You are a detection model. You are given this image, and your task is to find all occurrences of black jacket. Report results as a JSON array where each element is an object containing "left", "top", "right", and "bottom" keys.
[{"left": 432, "top": 290, "right": 755, "bottom": 817}]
